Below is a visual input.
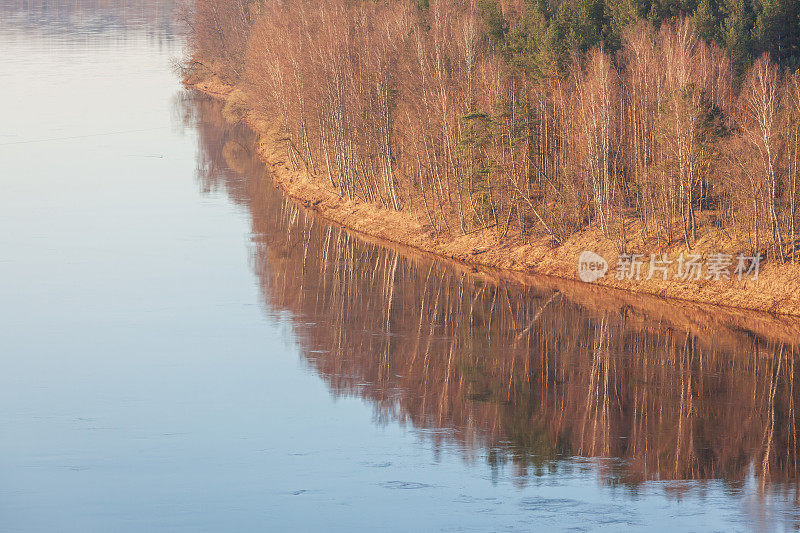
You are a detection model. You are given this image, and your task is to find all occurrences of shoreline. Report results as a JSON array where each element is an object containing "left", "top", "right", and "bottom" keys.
[{"left": 189, "top": 77, "right": 800, "bottom": 317}]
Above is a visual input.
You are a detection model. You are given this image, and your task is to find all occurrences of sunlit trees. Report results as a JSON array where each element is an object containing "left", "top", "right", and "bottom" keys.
[
  {"left": 740, "top": 54, "right": 786, "bottom": 260},
  {"left": 186, "top": 0, "right": 800, "bottom": 256},
  {"left": 619, "top": 23, "right": 661, "bottom": 241},
  {"left": 658, "top": 20, "right": 720, "bottom": 247},
  {"left": 788, "top": 73, "right": 800, "bottom": 262},
  {"left": 186, "top": 0, "right": 250, "bottom": 80},
  {"left": 573, "top": 48, "right": 618, "bottom": 236}
]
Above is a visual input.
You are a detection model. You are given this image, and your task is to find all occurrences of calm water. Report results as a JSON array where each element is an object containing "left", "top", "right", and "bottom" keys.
[{"left": 3, "top": 3, "right": 800, "bottom": 532}]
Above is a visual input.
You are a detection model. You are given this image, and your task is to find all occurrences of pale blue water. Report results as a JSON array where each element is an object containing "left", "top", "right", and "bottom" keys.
[{"left": 1, "top": 3, "right": 799, "bottom": 532}]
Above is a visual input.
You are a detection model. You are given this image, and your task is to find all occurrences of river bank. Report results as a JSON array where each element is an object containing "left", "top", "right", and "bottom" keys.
[{"left": 188, "top": 75, "right": 800, "bottom": 317}]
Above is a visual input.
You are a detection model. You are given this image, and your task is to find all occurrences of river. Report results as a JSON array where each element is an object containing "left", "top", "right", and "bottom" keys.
[{"left": 2, "top": 2, "right": 800, "bottom": 531}]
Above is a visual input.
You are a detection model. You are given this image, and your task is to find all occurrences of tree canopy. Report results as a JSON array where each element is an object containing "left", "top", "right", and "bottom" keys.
[{"left": 469, "top": 0, "right": 800, "bottom": 72}]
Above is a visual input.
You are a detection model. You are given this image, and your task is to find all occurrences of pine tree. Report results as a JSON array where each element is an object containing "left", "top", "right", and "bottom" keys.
[
  {"left": 605, "top": 0, "right": 639, "bottom": 50},
  {"left": 479, "top": 0, "right": 509, "bottom": 43},
  {"left": 694, "top": 0, "right": 719, "bottom": 42},
  {"left": 753, "top": 0, "right": 800, "bottom": 68},
  {"left": 721, "top": 0, "right": 755, "bottom": 71}
]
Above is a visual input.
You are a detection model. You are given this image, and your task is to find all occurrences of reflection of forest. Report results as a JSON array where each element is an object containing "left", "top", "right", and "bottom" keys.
[
  {"left": 188, "top": 94, "right": 800, "bottom": 491},
  {"left": 1, "top": 0, "right": 176, "bottom": 36}
]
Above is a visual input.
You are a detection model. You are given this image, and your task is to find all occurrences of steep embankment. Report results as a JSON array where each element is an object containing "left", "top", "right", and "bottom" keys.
[{"left": 189, "top": 76, "right": 800, "bottom": 317}]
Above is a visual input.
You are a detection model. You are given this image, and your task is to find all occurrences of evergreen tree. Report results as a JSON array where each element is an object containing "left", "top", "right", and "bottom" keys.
[
  {"left": 645, "top": 0, "right": 701, "bottom": 26},
  {"left": 479, "top": 0, "right": 509, "bottom": 43},
  {"left": 497, "top": 0, "right": 795, "bottom": 74},
  {"left": 721, "top": 0, "right": 755, "bottom": 71},
  {"left": 694, "top": 0, "right": 719, "bottom": 42},
  {"left": 753, "top": 0, "right": 800, "bottom": 68},
  {"left": 605, "top": 0, "right": 639, "bottom": 50}
]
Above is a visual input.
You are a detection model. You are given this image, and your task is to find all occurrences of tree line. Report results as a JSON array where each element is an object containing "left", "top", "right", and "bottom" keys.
[{"left": 185, "top": 0, "right": 800, "bottom": 261}]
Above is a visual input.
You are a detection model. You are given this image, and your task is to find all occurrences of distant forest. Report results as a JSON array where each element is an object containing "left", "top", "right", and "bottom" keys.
[{"left": 186, "top": 0, "right": 800, "bottom": 260}]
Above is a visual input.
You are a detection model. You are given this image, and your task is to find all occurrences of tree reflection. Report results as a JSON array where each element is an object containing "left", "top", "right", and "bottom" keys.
[{"left": 186, "top": 93, "right": 800, "bottom": 496}]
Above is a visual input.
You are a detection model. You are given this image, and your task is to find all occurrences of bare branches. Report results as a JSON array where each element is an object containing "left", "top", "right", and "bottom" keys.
[{"left": 188, "top": 1, "right": 800, "bottom": 258}]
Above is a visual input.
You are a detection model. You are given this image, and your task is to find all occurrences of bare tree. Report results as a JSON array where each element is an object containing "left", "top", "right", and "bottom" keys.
[{"left": 741, "top": 54, "right": 786, "bottom": 261}]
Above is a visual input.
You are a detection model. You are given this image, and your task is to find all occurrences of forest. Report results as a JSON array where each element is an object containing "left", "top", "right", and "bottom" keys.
[{"left": 184, "top": 0, "right": 800, "bottom": 262}]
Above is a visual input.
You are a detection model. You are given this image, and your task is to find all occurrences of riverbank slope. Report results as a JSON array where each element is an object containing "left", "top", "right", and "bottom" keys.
[{"left": 188, "top": 75, "right": 800, "bottom": 317}]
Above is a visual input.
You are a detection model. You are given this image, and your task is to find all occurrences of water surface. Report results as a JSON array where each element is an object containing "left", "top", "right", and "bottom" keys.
[{"left": 2, "top": 3, "right": 800, "bottom": 531}]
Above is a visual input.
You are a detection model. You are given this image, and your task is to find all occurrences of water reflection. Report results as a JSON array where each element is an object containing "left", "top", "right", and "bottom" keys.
[
  {"left": 0, "top": 0, "right": 176, "bottom": 38},
  {"left": 185, "top": 93, "right": 800, "bottom": 503}
]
